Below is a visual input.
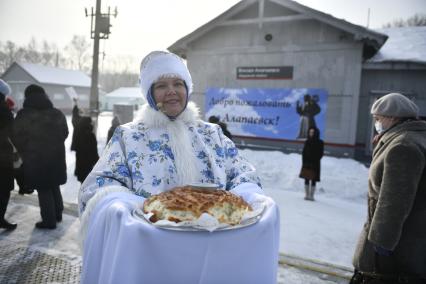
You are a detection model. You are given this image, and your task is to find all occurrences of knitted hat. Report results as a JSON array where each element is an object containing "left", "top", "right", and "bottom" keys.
[
  {"left": 139, "top": 51, "right": 193, "bottom": 110},
  {"left": 371, "top": 93, "right": 419, "bottom": 118},
  {"left": 0, "top": 79, "right": 11, "bottom": 96}
]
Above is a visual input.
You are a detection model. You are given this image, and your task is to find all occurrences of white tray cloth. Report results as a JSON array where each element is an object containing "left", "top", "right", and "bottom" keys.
[{"left": 81, "top": 191, "right": 280, "bottom": 284}]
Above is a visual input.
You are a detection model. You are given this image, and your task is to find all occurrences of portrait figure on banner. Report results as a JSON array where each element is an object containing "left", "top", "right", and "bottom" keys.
[{"left": 296, "top": 94, "right": 321, "bottom": 139}]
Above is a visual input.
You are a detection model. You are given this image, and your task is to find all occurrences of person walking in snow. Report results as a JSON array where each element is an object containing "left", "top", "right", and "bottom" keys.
[
  {"left": 72, "top": 116, "right": 99, "bottom": 183},
  {"left": 299, "top": 126, "right": 323, "bottom": 201},
  {"left": 70, "top": 98, "right": 82, "bottom": 152},
  {"left": 106, "top": 115, "right": 120, "bottom": 144},
  {"left": 13, "top": 84, "right": 69, "bottom": 229},
  {"left": 0, "top": 79, "right": 17, "bottom": 230},
  {"left": 351, "top": 93, "right": 426, "bottom": 283}
]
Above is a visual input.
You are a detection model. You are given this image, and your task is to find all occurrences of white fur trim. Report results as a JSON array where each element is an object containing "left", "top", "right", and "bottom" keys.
[
  {"left": 133, "top": 101, "right": 201, "bottom": 185},
  {"left": 79, "top": 186, "right": 131, "bottom": 248},
  {"left": 139, "top": 51, "right": 193, "bottom": 99},
  {"left": 134, "top": 101, "right": 200, "bottom": 127}
]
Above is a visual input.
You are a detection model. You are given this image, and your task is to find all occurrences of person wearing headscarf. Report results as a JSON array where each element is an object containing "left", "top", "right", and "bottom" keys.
[
  {"left": 351, "top": 93, "right": 426, "bottom": 283},
  {"left": 299, "top": 126, "right": 324, "bottom": 201},
  {"left": 13, "top": 84, "right": 69, "bottom": 229},
  {"left": 0, "top": 79, "right": 17, "bottom": 230},
  {"left": 73, "top": 117, "right": 99, "bottom": 183}
]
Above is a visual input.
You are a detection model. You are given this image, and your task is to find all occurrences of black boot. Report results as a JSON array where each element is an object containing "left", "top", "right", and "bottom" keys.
[
  {"left": 0, "top": 219, "right": 17, "bottom": 230},
  {"left": 0, "top": 191, "right": 16, "bottom": 230},
  {"left": 35, "top": 221, "right": 56, "bottom": 229}
]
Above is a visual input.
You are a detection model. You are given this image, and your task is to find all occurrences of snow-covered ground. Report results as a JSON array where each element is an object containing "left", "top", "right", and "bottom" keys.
[{"left": 60, "top": 112, "right": 368, "bottom": 269}]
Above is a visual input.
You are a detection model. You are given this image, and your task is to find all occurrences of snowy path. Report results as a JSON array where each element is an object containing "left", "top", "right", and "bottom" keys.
[{"left": 60, "top": 113, "right": 368, "bottom": 269}]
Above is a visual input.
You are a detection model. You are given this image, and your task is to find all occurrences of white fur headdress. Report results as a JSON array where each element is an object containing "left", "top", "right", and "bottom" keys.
[{"left": 139, "top": 51, "right": 193, "bottom": 101}]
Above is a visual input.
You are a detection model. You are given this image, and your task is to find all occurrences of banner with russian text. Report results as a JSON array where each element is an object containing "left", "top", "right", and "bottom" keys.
[{"left": 205, "top": 88, "right": 328, "bottom": 140}]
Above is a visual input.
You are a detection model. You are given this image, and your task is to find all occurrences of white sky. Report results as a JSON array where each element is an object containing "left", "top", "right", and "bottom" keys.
[{"left": 1, "top": 0, "right": 425, "bottom": 72}]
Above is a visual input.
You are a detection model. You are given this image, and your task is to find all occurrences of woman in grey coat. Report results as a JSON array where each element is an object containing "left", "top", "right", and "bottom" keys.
[{"left": 351, "top": 93, "right": 426, "bottom": 283}]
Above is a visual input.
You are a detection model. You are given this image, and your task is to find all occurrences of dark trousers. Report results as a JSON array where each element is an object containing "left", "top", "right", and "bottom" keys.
[
  {"left": 304, "top": 179, "right": 316, "bottom": 186},
  {"left": 37, "top": 186, "right": 63, "bottom": 226},
  {"left": 0, "top": 190, "right": 11, "bottom": 221}
]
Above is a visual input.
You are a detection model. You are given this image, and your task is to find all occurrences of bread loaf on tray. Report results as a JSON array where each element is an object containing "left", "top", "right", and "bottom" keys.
[{"left": 143, "top": 186, "right": 252, "bottom": 225}]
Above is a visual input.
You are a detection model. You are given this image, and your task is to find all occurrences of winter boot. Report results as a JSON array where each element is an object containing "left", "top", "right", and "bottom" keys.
[
  {"left": 304, "top": 184, "right": 310, "bottom": 200},
  {"left": 0, "top": 191, "right": 17, "bottom": 230},
  {"left": 309, "top": 186, "right": 316, "bottom": 201},
  {"left": 0, "top": 219, "right": 17, "bottom": 230}
]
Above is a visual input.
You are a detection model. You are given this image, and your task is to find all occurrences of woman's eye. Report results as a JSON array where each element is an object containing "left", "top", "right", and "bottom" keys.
[{"left": 155, "top": 84, "right": 166, "bottom": 89}]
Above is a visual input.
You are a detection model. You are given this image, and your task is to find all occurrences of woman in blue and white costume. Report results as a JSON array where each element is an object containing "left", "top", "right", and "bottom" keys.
[
  {"left": 78, "top": 51, "right": 279, "bottom": 284},
  {"left": 79, "top": 51, "right": 265, "bottom": 236}
]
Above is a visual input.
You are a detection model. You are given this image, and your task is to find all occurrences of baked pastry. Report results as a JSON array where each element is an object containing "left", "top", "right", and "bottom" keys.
[{"left": 143, "top": 186, "right": 252, "bottom": 225}]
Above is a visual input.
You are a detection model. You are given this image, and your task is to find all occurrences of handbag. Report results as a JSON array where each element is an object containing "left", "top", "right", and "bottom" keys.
[
  {"left": 8, "top": 138, "right": 23, "bottom": 169},
  {"left": 299, "top": 167, "right": 316, "bottom": 180}
]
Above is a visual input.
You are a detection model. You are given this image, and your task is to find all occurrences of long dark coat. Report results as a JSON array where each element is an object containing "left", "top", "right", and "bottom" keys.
[
  {"left": 73, "top": 117, "right": 99, "bottom": 183},
  {"left": 353, "top": 120, "right": 426, "bottom": 278},
  {"left": 300, "top": 128, "right": 324, "bottom": 181},
  {"left": 13, "top": 92, "right": 68, "bottom": 189},
  {"left": 0, "top": 100, "right": 14, "bottom": 191},
  {"left": 70, "top": 104, "right": 82, "bottom": 151}
]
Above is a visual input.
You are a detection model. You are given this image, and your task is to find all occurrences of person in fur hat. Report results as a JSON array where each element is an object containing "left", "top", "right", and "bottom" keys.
[
  {"left": 351, "top": 93, "right": 426, "bottom": 283},
  {"left": 78, "top": 51, "right": 275, "bottom": 283}
]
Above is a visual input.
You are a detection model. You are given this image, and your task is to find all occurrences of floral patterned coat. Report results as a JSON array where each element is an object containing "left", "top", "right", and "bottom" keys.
[{"left": 79, "top": 103, "right": 261, "bottom": 215}]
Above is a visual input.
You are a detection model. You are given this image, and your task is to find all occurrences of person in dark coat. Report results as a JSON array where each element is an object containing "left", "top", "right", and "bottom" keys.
[
  {"left": 70, "top": 99, "right": 82, "bottom": 151},
  {"left": 299, "top": 127, "right": 324, "bottom": 201},
  {"left": 351, "top": 93, "right": 426, "bottom": 283},
  {"left": 208, "top": 115, "right": 233, "bottom": 140},
  {"left": 13, "top": 84, "right": 69, "bottom": 229},
  {"left": 106, "top": 116, "right": 120, "bottom": 144},
  {"left": 0, "top": 79, "right": 17, "bottom": 230},
  {"left": 73, "top": 117, "right": 99, "bottom": 183},
  {"left": 296, "top": 94, "right": 321, "bottom": 139}
]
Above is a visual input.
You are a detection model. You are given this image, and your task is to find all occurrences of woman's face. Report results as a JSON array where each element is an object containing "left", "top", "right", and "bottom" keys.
[
  {"left": 153, "top": 78, "right": 187, "bottom": 117},
  {"left": 373, "top": 115, "right": 398, "bottom": 130},
  {"left": 308, "top": 128, "right": 315, "bottom": 138}
]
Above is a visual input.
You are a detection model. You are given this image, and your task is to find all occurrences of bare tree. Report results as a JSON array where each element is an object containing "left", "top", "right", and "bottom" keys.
[
  {"left": 65, "top": 35, "right": 92, "bottom": 72},
  {"left": 24, "top": 37, "right": 42, "bottom": 63},
  {"left": 41, "top": 40, "right": 57, "bottom": 66},
  {"left": 383, "top": 13, "right": 426, "bottom": 28}
]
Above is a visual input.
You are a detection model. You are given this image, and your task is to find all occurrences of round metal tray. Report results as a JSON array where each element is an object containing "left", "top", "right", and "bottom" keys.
[{"left": 132, "top": 207, "right": 264, "bottom": 232}]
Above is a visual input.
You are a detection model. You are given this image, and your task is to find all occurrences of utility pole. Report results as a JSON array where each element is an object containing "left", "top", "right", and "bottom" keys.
[{"left": 86, "top": 1, "right": 117, "bottom": 130}]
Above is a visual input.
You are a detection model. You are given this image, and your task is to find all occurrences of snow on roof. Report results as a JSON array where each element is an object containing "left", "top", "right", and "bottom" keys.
[
  {"left": 369, "top": 26, "right": 426, "bottom": 64},
  {"left": 18, "top": 62, "right": 91, "bottom": 87},
  {"left": 105, "top": 87, "right": 144, "bottom": 99}
]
